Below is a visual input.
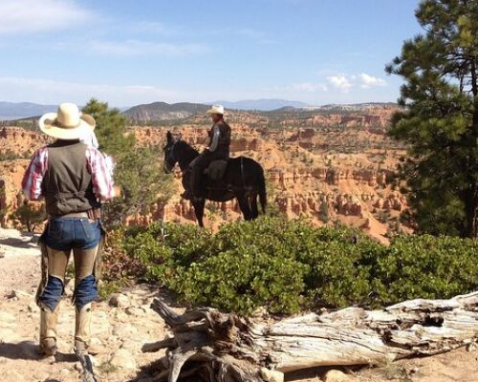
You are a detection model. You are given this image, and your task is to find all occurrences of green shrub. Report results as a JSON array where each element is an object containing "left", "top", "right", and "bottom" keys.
[
  {"left": 115, "top": 217, "right": 478, "bottom": 316},
  {"left": 9, "top": 202, "right": 46, "bottom": 232},
  {"left": 370, "top": 235, "right": 478, "bottom": 304}
]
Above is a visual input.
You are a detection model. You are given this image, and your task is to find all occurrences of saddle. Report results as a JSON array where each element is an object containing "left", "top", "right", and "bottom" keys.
[{"left": 204, "top": 160, "right": 228, "bottom": 181}]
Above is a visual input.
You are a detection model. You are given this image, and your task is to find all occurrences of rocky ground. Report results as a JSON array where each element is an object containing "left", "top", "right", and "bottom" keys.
[
  {"left": 1, "top": 227, "right": 477, "bottom": 382},
  {"left": 0, "top": 228, "right": 169, "bottom": 382}
]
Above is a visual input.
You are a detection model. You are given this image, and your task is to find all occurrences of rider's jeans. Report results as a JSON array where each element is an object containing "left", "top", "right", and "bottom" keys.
[{"left": 38, "top": 217, "right": 101, "bottom": 311}]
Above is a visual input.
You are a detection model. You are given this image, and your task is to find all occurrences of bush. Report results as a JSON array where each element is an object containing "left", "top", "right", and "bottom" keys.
[
  {"left": 369, "top": 235, "right": 478, "bottom": 304},
  {"left": 117, "top": 217, "right": 478, "bottom": 316},
  {"left": 9, "top": 202, "right": 46, "bottom": 232}
]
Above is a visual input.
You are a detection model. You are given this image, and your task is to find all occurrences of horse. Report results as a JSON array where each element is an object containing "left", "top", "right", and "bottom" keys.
[{"left": 163, "top": 131, "right": 267, "bottom": 227}]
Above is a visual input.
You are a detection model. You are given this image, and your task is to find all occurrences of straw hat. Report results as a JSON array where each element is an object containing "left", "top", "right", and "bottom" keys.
[
  {"left": 206, "top": 104, "right": 224, "bottom": 115},
  {"left": 39, "top": 103, "right": 95, "bottom": 140}
]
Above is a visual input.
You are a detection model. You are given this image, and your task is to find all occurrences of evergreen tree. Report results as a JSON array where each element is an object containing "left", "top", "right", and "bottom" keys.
[
  {"left": 82, "top": 99, "right": 134, "bottom": 156},
  {"left": 82, "top": 99, "right": 173, "bottom": 228},
  {"left": 387, "top": 0, "right": 478, "bottom": 237},
  {"left": 319, "top": 202, "right": 330, "bottom": 224}
]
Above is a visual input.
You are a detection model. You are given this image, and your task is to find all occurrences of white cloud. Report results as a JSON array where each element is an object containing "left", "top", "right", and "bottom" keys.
[
  {"left": 89, "top": 40, "right": 211, "bottom": 57},
  {"left": 359, "top": 73, "right": 387, "bottom": 89},
  {"left": 293, "top": 83, "right": 328, "bottom": 92},
  {"left": 327, "top": 75, "right": 353, "bottom": 93},
  {"left": 325, "top": 73, "right": 387, "bottom": 92},
  {"left": 0, "top": 0, "right": 92, "bottom": 35}
]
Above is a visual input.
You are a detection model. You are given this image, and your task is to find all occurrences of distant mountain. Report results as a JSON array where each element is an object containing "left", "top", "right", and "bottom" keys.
[
  {"left": 0, "top": 102, "right": 56, "bottom": 121},
  {"left": 213, "top": 99, "right": 309, "bottom": 111},
  {"left": 123, "top": 102, "right": 209, "bottom": 121},
  {"left": 303, "top": 102, "right": 398, "bottom": 112}
]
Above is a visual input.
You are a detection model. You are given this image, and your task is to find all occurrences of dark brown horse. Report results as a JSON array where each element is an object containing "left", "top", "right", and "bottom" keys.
[{"left": 163, "top": 132, "right": 266, "bottom": 226}]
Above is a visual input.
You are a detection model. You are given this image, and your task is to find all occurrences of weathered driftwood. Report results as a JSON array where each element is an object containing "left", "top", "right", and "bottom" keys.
[{"left": 140, "top": 291, "right": 478, "bottom": 382}]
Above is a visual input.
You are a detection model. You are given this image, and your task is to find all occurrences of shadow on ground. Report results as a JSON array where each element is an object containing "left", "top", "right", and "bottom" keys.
[
  {"left": 0, "top": 235, "right": 39, "bottom": 250},
  {"left": 0, "top": 341, "right": 77, "bottom": 363}
]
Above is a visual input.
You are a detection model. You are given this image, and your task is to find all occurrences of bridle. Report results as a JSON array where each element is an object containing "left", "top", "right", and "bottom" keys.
[{"left": 164, "top": 139, "right": 178, "bottom": 173}]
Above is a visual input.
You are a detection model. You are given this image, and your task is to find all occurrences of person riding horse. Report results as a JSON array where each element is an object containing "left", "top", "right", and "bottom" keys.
[{"left": 185, "top": 104, "right": 231, "bottom": 200}]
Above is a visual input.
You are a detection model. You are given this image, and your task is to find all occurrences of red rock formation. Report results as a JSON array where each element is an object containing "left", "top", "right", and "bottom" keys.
[{"left": 0, "top": 106, "right": 409, "bottom": 242}]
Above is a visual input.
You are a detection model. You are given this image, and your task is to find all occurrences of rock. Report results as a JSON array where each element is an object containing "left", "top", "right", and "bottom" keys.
[
  {"left": 59, "top": 368, "right": 71, "bottom": 376},
  {"left": 2, "top": 370, "right": 23, "bottom": 380},
  {"left": 64, "top": 280, "right": 75, "bottom": 297},
  {"left": 125, "top": 306, "right": 146, "bottom": 317},
  {"left": 94, "top": 310, "right": 109, "bottom": 321},
  {"left": 120, "top": 340, "right": 143, "bottom": 353},
  {"left": 324, "top": 370, "right": 353, "bottom": 382},
  {"left": 33, "top": 372, "right": 51, "bottom": 380},
  {"left": 115, "top": 310, "right": 130, "bottom": 323},
  {"left": 113, "top": 323, "right": 138, "bottom": 337},
  {"left": 88, "top": 338, "right": 104, "bottom": 356},
  {"left": 467, "top": 342, "right": 477, "bottom": 352},
  {"left": 110, "top": 349, "right": 137, "bottom": 370},
  {"left": 28, "top": 301, "right": 39, "bottom": 313},
  {"left": 0, "top": 328, "right": 18, "bottom": 342},
  {"left": 109, "top": 293, "right": 130, "bottom": 309},
  {"left": 260, "top": 368, "right": 284, "bottom": 382},
  {"left": 0, "top": 311, "right": 16, "bottom": 323}
]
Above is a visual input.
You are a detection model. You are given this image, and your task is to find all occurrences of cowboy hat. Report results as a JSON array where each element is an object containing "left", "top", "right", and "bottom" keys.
[
  {"left": 206, "top": 104, "right": 224, "bottom": 115},
  {"left": 39, "top": 103, "right": 96, "bottom": 140}
]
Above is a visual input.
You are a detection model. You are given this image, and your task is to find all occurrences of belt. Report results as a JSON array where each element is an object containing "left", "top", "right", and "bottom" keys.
[
  {"left": 61, "top": 212, "right": 89, "bottom": 218},
  {"left": 49, "top": 208, "right": 102, "bottom": 220}
]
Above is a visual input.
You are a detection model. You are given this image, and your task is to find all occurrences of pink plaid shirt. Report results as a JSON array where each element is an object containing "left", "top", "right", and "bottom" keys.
[{"left": 22, "top": 146, "right": 115, "bottom": 202}]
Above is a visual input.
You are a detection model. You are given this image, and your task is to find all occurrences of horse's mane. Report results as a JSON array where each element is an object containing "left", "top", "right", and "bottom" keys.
[{"left": 176, "top": 140, "right": 199, "bottom": 156}]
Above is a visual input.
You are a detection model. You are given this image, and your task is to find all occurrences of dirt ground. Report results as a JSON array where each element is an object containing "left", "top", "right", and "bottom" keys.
[{"left": 0, "top": 227, "right": 477, "bottom": 382}]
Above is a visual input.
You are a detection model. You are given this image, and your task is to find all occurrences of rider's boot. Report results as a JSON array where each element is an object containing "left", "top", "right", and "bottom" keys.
[
  {"left": 74, "top": 302, "right": 92, "bottom": 357},
  {"left": 39, "top": 304, "right": 59, "bottom": 356}
]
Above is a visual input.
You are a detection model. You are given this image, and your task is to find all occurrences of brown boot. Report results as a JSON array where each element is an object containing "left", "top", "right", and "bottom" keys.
[
  {"left": 39, "top": 304, "right": 59, "bottom": 356},
  {"left": 74, "top": 303, "right": 92, "bottom": 356}
]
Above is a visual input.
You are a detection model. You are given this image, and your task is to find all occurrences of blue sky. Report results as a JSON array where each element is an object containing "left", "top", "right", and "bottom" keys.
[{"left": 0, "top": 0, "right": 422, "bottom": 107}]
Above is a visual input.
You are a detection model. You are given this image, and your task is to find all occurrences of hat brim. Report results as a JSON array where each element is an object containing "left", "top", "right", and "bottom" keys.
[
  {"left": 39, "top": 113, "right": 95, "bottom": 140},
  {"left": 206, "top": 109, "right": 224, "bottom": 115}
]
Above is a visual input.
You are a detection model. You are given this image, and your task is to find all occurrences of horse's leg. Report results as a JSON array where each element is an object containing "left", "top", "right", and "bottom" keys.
[
  {"left": 181, "top": 171, "right": 193, "bottom": 200},
  {"left": 250, "top": 194, "right": 259, "bottom": 219},
  {"left": 192, "top": 198, "right": 206, "bottom": 227},
  {"left": 236, "top": 193, "right": 253, "bottom": 221}
]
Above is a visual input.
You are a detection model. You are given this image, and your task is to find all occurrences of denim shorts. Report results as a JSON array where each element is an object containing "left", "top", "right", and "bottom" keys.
[{"left": 44, "top": 217, "right": 102, "bottom": 251}]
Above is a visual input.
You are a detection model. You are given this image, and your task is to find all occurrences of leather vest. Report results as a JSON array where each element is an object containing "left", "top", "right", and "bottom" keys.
[{"left": 43, "top": 140, "right": 100, "bottom": 216}]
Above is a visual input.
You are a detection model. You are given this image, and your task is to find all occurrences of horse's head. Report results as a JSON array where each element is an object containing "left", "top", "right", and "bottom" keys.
[{"left": 163, "top": 131, "right": 180, "bottom": 173}]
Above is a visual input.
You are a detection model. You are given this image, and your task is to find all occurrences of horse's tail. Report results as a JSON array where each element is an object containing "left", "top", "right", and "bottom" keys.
[{"left": 258, "top": 166, "right": 267, "bottom": 214}]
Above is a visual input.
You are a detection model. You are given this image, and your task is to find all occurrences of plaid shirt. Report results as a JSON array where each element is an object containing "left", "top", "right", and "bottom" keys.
[{"left": 22, "top": 146, "right": 115, "bottom": 202}]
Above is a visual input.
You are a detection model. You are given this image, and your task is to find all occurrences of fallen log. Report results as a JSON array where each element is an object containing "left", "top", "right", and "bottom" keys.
[{"left": 139, "top": 291, "right": 478, "bottom": 382}]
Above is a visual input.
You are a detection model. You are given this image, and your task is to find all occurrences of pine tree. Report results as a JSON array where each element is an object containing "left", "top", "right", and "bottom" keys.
[
  {"left": 82, "top": 98, "right": 135, "bottom": 156},
  {"left": 82, "top": 99, "right": 173, "bottom": 228},
  {"left": 387, "top": 0, "right": 478, "bottom": 237}
]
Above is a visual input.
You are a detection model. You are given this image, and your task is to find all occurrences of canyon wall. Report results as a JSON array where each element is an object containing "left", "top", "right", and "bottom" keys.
[{"left": 0, "top": 106, "right": 408, "bottom": 242}]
